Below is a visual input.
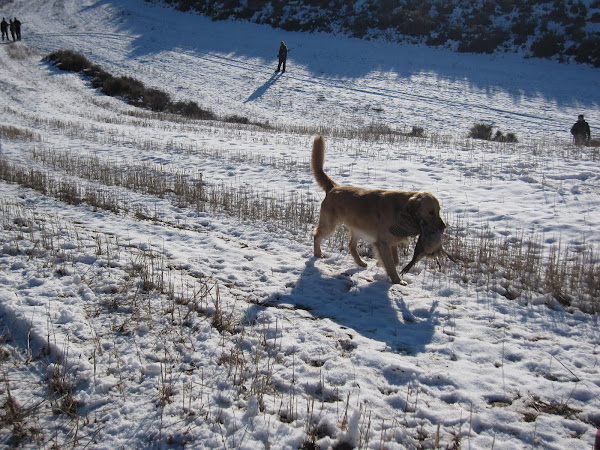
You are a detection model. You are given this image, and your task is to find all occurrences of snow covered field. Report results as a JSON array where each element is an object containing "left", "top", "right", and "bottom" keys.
[{"left": 0, "top": 0, "right": 599, "bottom": 448}]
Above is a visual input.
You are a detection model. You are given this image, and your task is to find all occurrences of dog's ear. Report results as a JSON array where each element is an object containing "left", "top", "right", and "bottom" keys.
[{"left": 406, "top": 193, "right": 423, "bottom": 217}]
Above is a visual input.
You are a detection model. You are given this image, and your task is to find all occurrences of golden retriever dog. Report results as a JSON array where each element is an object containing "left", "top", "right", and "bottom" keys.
[{"left": 311, "top": 135, "right": 446, "bottom": 284}]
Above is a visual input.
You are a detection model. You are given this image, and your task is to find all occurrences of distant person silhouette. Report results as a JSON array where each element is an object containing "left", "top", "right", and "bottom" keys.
[
  {"left": 13, "top": 17, "right": 21, "bottom": 40},
  {"left": 1, "top": 18, "right": 8, "bottom": 41},
  {"left": 570, "top": 114, "right": 591, "bottom": 145},
  {"left": 9, "top": 19, "right": 15, "bottom": 41},
  {"left": 276, "top": 41, "right": 288, "bottom": 73}
]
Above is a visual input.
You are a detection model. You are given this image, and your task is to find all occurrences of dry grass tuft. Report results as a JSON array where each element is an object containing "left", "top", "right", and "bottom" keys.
[{"left": 0, "top": 125, "right": 40, "bottom": 141}]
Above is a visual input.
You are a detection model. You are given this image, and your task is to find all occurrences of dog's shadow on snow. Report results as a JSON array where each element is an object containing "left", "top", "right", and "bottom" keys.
[{"left": 247, "top": 257, "right": 437, "bottom": 356}]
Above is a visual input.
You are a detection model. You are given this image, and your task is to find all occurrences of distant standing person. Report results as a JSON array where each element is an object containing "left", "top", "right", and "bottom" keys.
[
  {"left": 1, "top": 18, "right": 8, "bottom": 41},
  {"left": 570, "top": 114, "right": 591, "bottom": 145},
  {"left": 13, "top": 17, "right": 21, "bottom": 40},
  {"left": 276, "top": 41, "right": 288, "bottom": 73},
  {"left": 9, "top": 19, "right": 15, "bottom": 41}
]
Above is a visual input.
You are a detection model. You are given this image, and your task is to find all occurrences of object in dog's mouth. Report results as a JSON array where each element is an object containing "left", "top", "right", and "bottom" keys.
[{"left": 400, "top": 224, "right": 444, "bottom": 275}]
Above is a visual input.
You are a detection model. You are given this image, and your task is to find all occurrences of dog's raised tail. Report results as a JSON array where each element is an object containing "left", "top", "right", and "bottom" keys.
[{"left": 311, "top": 135, "right": 337, "bottom": 193}]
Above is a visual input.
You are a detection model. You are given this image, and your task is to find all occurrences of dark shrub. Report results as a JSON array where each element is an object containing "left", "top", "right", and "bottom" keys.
[
  {"left": 279, "top": 16, "right": 314, "bottom": 32},
  {"left": 469, "top": 123, "right": 494, "bottom": 140},
  {"left": 531, "top": 32, "right": 565, "bottom": 58},
  {"left": 446, "top": 25, "right": 465, "bottom": 41},
  {"left": 101, "top": 76, "right": 145, "bottom": 103},
  {"left": 511, "top": 18, "right": 537, "bottom": 46},
  {"left": 82, "top": 64, "right": 104, "bottom": 79},
  {"left": 143, "top": 88, "right": 171, "bottom": 112},
  {"left": 399, "top": 9, "right": 435, "bottom": 37},
  {"left": 465, "top": 10, "right": 492, "bottom": 28},
  {"left": 469, "top": 123, "right": 518, "bottom": 142},
  {"left": 459, "top": 28, "right": 510, "bottom": 54},
  {"left": 568, "top": 35, "right": 600, "bottom": 67},
  {"left": 350, "top": 17, "right": 370, "bottom": 38},
  {"left": 407, "top": 126, "right": 425, "bottom": 138},
  {"left": 426, "top": 33, "right": 448, "bottom": 46},
  {"left": 224, "top": 115, "right": 250, "bottom": 124},
  {"left": 168, "top": 0, "right": 199, "bottom": 12},
  {"left": 90, "top": 69, "right": 112, "bottom": 89},
  {"left": 494, "top": 130, "right": 519, "bottom": 143},
  {"left": 566, "top": 23, "right": 586, "bottom": 42},
  {"left": 588, "top": 138, "right": 600, "bottom": 147},
  {"left": 169, "top": 101, "right": 216, "bottom": 120},
  {"left": 45, "top": 50, "right": 93, "bottom": 73}
]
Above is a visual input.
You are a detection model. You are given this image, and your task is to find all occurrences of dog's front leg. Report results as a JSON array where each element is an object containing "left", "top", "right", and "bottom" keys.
[
  {"left": 375, "top": 242, "right": 403, "bottom": 284},
  {"left": 391, "top": 244, "right": 399, "bottom": 266}
]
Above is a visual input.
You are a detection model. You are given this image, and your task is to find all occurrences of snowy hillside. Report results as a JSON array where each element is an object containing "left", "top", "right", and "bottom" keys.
[
  {"left": 158, "top": 0, "right": 600, "bottom": 66},
  {"left": 5, "top": 0, "right": 599, "bottom": 140},
  {"left": 0, "top": 0, "right": 599, "bottom": 448}
]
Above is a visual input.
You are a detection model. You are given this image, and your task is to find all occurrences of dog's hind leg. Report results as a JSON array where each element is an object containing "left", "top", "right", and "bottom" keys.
[
  {"left": 313, "top": 211, "right": 337, "bottom": 258},
  {"left": 349, "top": 232, "right": 367, "bottom": 267}
]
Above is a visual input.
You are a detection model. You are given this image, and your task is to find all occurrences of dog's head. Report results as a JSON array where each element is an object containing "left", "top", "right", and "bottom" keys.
[{"left": 407, "top": 192, "right": 446, "bottom": 231}]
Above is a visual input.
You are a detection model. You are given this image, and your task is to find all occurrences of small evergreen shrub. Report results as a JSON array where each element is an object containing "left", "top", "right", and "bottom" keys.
[
  {"left": 399, "top": 9, "right": 434, "bottom": 37},
  {"left": 89, "top": 69, "right": 112, "bottom": 89},
  {"left": 469, "top": 123, "right": 494, "bottom": 140},
  {"left": 469, "top": 123, "right": 518, "bottom": 143},
  {"left": 531, "top": 32, "right": 565, "bottom": 58},
  {"left": 101, "top": 76, "right": 145, "bottom": 102},
  {"left": 567, "top": 36, "right": 600, "bottom": 67},
  {"left": 458, "top": 29, "right": 510, "bottom": 54},
  {"left": 45, "top": 50, "right": 93, "bottom": 73},
  {"left": 144, "top": 88, "right": 171, "bottom": 112},
  {"left": 493, "top": 130, "right": 519, "bottom": 143},
  {"left": 224, "top": 115, "right": 250, "bottom": 125},
  {"left": 169, "top": 101, "right": 216, "bottom": 120}
]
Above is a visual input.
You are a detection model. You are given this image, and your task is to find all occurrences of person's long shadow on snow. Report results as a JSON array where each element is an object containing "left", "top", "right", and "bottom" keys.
[
  {"left": 244, "top": 72, "right": 282, "bottom": 103},
  {"left": 246, "top": 257, "right": 437, "bottom": 356}
]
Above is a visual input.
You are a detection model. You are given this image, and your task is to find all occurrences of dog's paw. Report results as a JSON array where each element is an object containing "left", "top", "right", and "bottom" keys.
[{"left": 390, "top": 277, "right": 407, "bottom": 286}]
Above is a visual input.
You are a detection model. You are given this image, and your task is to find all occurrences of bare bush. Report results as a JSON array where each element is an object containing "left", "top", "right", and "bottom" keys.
[
  {"left": 469, "top": 122, "right": 518, "bottom": 143},
  {"left": 45, "top": 49, "right": 94, "bottom": 73}
]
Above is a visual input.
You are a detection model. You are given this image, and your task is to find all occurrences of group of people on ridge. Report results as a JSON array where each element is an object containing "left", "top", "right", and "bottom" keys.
[{"left": 1, "top": 17, "right": 21, "bottom": 41}]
